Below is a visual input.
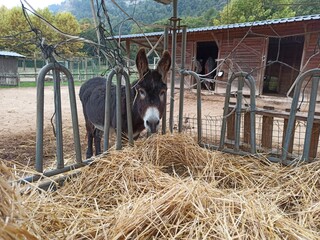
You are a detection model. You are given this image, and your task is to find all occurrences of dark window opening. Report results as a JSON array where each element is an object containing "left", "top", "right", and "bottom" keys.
[
  {"left": 263, "top": 36, "right": 304, "bottom": 96},
  {"left": 195, "top": 41, "right": 219, "bottom": 90}
]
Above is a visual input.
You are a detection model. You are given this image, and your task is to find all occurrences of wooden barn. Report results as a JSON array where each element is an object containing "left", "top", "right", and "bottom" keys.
[
  {"left": 0, "top": 51, "right": 25, "bottom": 86},
  {"left": 118, "top": 14, "right": 320, "bottom": 96}
]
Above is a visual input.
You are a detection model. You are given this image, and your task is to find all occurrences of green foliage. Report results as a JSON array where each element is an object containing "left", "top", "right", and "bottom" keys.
[
  {"left": 293, "top": 0, "right": 320, "bottom": 16},
  {"left": 51, "top": 0, "right": 226, "bottom": 35},
  {"left": 213, "top": 0, "right": 296, "bottom": 25},
  {"left": 0, "top": 7, "right": 83, "bottom": 58},
  {"left": 1, "top": 0, "right": 318, "bottom": 60}
]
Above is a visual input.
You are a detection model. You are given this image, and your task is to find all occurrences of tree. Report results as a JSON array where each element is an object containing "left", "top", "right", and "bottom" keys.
[
  {"left": 0, "top": 7, "right": 35, "bottom": 56},
  {"left": 213, "top": 0, "right": 295, "bottom": 25},
  {"left": 293, "top": 0, "right": 320, "bottom": 16},
  {"left": 53, "top": 12, "right": 84, "bottom": 57},
  {"left": 0, "top": 7, "right": 84, "bottom": 58}
]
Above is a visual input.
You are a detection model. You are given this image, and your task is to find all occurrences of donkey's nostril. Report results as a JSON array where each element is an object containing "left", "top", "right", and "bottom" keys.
[{"left": 146, "top": 119, "right": 160, "bottom": 133}]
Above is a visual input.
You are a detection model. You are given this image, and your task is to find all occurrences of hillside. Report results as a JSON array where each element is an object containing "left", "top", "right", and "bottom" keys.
[{"left": 49, "top": 0, "right": 227, "bottom": 34}]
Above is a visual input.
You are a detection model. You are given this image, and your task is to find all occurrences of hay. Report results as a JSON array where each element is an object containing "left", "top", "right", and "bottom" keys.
[
  {"left": 3, "top": 133, "right": 320, "bottom": 239},
  {"left": 0, "top": 162, "right": 37, "bottom": 239}
]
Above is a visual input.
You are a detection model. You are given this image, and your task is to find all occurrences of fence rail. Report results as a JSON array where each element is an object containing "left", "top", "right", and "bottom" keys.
[{"left": 17, "top": 57, "right": 106, "bottom": 82}]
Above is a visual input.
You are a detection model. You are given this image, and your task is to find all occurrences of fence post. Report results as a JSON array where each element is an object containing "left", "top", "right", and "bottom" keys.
[
  {"left": 309, "top": 113, "right": 320, "bottom": 159},
  {"left": 226, "top": 102, "right": 235, "bottom": 142},
  {"left": 34, "top": 55, "right": 37, "bottom": 82},
  {"left": 261, "top": 106, "right": 274, "bottom": 149}
]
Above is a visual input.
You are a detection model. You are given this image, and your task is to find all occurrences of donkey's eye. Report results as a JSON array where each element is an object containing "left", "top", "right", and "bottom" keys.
[
  {"left": 159, "top": 89, "right": 166, "bottom": 97},
  {"left": 138, "top": 88, "right": 146, "bottom": 99}
]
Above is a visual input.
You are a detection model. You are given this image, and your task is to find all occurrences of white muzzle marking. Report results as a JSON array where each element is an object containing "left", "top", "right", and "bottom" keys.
[{"left": 143, "top": 107, "right": 160, "bottom": 133}]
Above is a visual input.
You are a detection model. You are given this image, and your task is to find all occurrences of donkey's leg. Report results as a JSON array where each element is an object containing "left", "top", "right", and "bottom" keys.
[
  {"left": 86, "top": 131, "right": 94, "bottom": 158},
  {"left": 94, "top": 129, "right": 102, "bottom": 156},
  {"left": 85, "top": 121, "right": 94, "bottom": 158}
]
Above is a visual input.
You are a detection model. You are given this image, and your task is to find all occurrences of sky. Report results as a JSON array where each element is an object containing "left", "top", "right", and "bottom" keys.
[{"left": 0, "top": 0, "right": 64, "bottom": 9}]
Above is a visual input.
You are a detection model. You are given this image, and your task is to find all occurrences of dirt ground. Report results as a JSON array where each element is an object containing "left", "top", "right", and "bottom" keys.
[
  {"left": 0, "top": 86, "right": 227, "bottom": 166},
  {"left": 0, "top": 84, "right": 299, "bottom": 167}
]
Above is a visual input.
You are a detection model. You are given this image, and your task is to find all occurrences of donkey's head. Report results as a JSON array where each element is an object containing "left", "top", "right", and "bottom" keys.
[{"left": 133, "top": 48, "right": 171, "bottom": 133}]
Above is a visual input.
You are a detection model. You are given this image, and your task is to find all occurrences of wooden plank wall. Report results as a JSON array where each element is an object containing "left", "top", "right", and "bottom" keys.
[{"left": 216, "top": 34, "right": 267, "bottom": 95}]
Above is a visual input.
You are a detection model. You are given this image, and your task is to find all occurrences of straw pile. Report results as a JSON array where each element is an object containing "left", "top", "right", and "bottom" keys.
[
  {"left": 2, "top": 133, "right": 320, "bottom": 239},
  {"left": 0, "top": 162, "right": 37, "bottom": 239}
]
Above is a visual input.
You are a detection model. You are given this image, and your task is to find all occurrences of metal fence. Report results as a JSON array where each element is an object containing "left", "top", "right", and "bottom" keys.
[{"left": 18, "top": 57, "right": 106, "bottom": 82}]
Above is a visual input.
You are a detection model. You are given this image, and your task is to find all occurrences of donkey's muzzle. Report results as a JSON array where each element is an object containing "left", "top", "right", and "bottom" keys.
[{"left": 146, "top": 119, "right": 160, "bottom": 133}]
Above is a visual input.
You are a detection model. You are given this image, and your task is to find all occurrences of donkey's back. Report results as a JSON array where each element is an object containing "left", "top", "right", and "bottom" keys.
[{"left": 79, "top": 77, "right": 125, "bottom": 132}]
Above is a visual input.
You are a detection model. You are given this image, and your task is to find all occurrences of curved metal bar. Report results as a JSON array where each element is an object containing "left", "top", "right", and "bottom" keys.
[
  {"left": 36, "top": 63, "right": 82, "bottom": 173},
  {"left": 280, "top": 68, "right": 320, "bottom": 163},
  {"left": 180, "top": 70, "right": 202, "bottom": 144},
  {"left": 103, "top": 67, "right": 133, "bottom": 151},
  {"left": 104, "top": 69, "right": 115, "bottom": 151},
  {"left": 219, "top": 72, "right": 256, "bottom": 154}
]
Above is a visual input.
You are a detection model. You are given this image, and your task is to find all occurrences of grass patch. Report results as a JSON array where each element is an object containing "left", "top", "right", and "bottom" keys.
[{"left": 0, "top": 81, "right": 84, "bottom": 88}]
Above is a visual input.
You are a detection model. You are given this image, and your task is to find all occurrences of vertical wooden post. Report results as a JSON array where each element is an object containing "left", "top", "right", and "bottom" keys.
[
  {"left": 309, "top": 112, "right": 320, "bottom": 159},
  {"left": 77, "top": 59, "right": 80, "bottom": 81},
  {"left": 34, "top": 53, "right": 37, "bottom": 82},
  {"left": 283, "top": 108, "right": 295, "bottom": 154},
  {"left": 261, "top": 106, "right": 274, "bottom": 149}
]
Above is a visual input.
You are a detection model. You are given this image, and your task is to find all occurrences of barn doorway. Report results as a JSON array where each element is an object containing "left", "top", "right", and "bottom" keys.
[
  {"left": 263, "top": 36, "right": 304, "bottom": 96},
  {"left": 195, "top": 41, "right": 219, "bottom": 90}
]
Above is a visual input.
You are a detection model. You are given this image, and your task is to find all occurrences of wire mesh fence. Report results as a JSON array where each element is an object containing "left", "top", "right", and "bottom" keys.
[{"left": 176, "top": 111, "right": 320, "bottom": 161}]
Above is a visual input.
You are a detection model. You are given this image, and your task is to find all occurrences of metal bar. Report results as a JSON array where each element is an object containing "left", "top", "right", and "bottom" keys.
[
  {"left": 123, "top": 69, "right": 134, "bottom": 145},
  {"left": 162, "top": 26, "right": 169, "bottom": 135},
  {"left": 219, "top": 72, "right": 256, "bottom": 153},
  {"left": 169, "top": 0, "right": 178, "bottom": 133},
  {"left": 103, "top": 69, "right": 116, "bottom": 151},
  {"left": 53, "top": 68, "right": 64, "bottom": 169},
  {"left": 219, "top": 74, "right": 234, "bottom": 150},
  {"left": 65, "top": 68, "right": 82, "bottom": 163},
  {"left": 36, "top": 63, "right": 83, "bottom": 171},
  {"left": 178, "top": 26, "right": 187, "bottom": 132},
  {"left": 246, "top": 74, "right": 257, "bottom": 154},
  {"left": 234, "top": 75, "right": 244, "bottom": 152},
  {"left": 116, "top": 69, "right": 122, "bottom": 150},
  {"left": 35, "top": 66, "right": 46, "bottom": 173},
  {"left": 20, "top": 159, "right": 92, "bottom": 184},
  {"left": 180, "top": 70, "right": 202, "bottom": 144},
  {"left": 281, "top": 69, "right": 320, "bottom": 163},
  {"left": 302, "top": 76, "right": 319, "bottom": 161}
]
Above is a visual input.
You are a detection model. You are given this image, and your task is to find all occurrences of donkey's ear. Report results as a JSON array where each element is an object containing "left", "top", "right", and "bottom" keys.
[
  {"left": 156, "top": 50, "right": 171, "bottom": 82},
  {"left": 136, "top": 48, "right": 149, "bottom": 79}
]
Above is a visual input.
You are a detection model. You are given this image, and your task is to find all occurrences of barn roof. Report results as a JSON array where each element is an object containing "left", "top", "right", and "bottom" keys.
[
  {"left": 153, "top": 0, "right": 172, "bottom": 4},
  {"left": 0, "top": 51, "right": 25, "bottom": 58},
  {"left": 114, "top": 14, "right": 320, "bottom": 40}
]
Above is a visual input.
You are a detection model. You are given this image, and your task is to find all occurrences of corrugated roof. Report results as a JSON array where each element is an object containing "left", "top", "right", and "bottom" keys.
[
  {"left": 153, "top": 0, "right": 172, "bottom": 4},
  {"left": 0, "top": 51, "right": 25, "bottom": 58},
  {"left": 114, "top": 14, "right": 320, "bottom": 40}
]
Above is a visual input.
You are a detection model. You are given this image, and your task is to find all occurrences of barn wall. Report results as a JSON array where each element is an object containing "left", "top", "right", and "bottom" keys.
[
  {"left": 125, "top": 18, "right": 320, "bottom": 96},
  {"left": 0, "top": 57, "right": 19, "bottom": 86},
  {"left": 210, "top": 31, "right": 267, "bottom": 95}
]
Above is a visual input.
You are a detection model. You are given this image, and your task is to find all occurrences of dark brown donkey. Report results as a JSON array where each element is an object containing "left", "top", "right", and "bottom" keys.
[{"left": 79, "top": 48, "right": 171, "bottom": 158}]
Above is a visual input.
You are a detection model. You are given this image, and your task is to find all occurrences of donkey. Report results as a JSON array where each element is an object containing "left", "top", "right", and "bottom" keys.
[{"left": 79, "top": 48, "right": 171, "bottom": 158}]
